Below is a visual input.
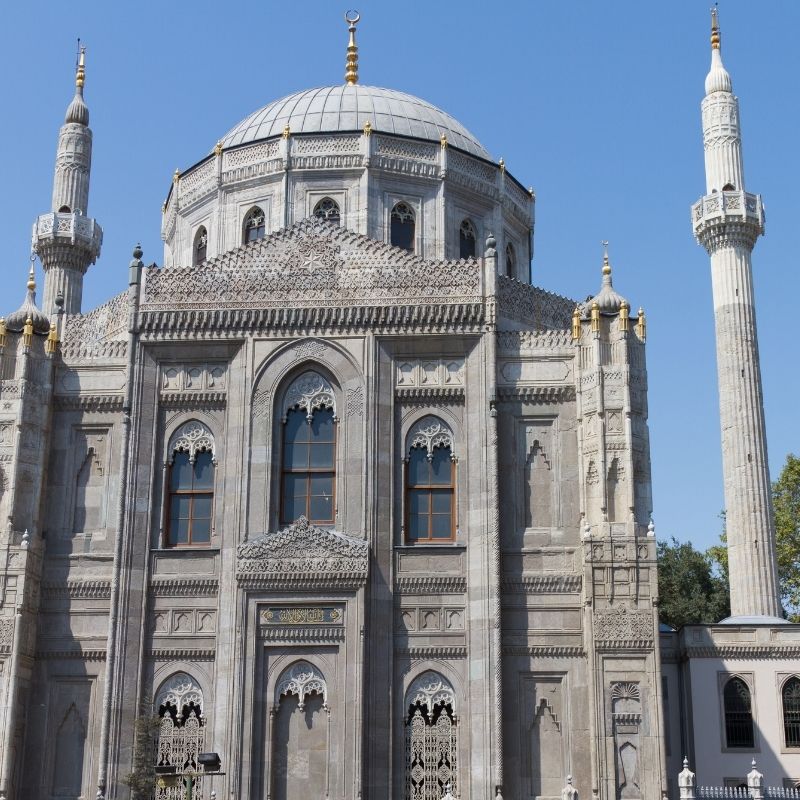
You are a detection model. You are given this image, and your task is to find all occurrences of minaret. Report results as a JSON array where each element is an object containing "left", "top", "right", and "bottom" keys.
[
  {"left": 692, "top": 10, "right": 780, "bottom": 619},
  {"left": 32, "top": 46, "right": 102, "bottom": 315}
]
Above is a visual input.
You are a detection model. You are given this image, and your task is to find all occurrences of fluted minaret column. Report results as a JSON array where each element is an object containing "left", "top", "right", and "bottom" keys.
[
  {"left": 33, "top": 47, "right": 102, "bottom": 315},
  {"left": 692, "top": 10, "right": 780, "bottom": 619}
]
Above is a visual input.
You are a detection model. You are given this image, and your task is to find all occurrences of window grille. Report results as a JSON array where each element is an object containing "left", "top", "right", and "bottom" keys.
[
  {"left": 243, "top": 206, "right": 266, "bottom": 243},
  {"left": 313, "top": 197, "right": 341, "bottom": 224},
  {"left": 459, "top": 219, "right": 476, "bottom": 259},
  {"left": 505, "top": 242, "right": 516, "bottom": 277},
  {"left": 784, "top": 678, "right": 800, "bottom": 747},
  {"left": 193, "top": 227, "right": 207, "bottom": 265},
  {"left": 391, "top": 202, "right": 416, "bottom": 252},
  {"left": 723, "top": 677, "right": 754, "bottom": 748}
]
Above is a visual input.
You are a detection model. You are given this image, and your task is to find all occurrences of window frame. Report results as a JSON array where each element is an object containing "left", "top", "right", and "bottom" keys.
[
  {"left": 390, "top": 201, "right": 416, "bottom": 253},
  {"left": 312, "top": 196, "right": 341, "bottom": 225},
  {"left": 458, "top": 218, "right": 477, "bottom": 260},
  {"left": 165, "top": 449, "right": 216, "bottom": 548},
  {"left": 279, "top": 405, "right": 338, "bottom": 526},
  {"left": 404, "top": 443, "right": 456, "bottom": 545},
  {"left": 719, "top": 674, "right": 757, "bottom": 751},
  {"left": 242, "top": 205, "right": 266, "bottom": 244},
  {"left": 193, "top": 225, "right": 208, "bottom": 266},
  {"left": 505, "top": 241, "right": 516, "bottom": 278},
  {"left": 782, "top": 675, "right": 800, "bottom": 750}
]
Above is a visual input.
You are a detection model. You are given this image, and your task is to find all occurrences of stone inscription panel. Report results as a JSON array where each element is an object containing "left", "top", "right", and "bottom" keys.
[{"left": 261, "top": 607, "right": 343, "bottom": 625}]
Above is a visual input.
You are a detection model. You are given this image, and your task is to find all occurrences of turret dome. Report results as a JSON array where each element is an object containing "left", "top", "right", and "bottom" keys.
[{"left": 219, "top": 84, "right": 491, "bottom": 160}]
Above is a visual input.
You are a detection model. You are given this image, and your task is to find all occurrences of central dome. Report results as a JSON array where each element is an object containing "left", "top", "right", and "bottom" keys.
[{"left": 221, "top": 85, "right": 491, "bottom": 160}]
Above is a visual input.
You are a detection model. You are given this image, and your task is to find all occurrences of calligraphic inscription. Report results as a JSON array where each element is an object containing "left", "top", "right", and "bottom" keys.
[{"left": 261, "top": 607, "right": 342, "bottom": 625}]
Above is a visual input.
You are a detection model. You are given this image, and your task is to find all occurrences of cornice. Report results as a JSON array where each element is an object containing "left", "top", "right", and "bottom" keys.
[
  {"left": 147, "top": 648, "right": 216, "bottom": 661},
  {"left": 497, "top": 386, "right": 576, "bottom": 403},
  {"left": 238, "top": 575, "right": 365, "bottom": 591},
  {"left": 395, "top": 646, "right": 468, "bottom": 659},
  {"left": 36, "top": 648, "right": 107, "bottom": 661},
  {"left": 159, "top": 391, "right": 227, "bottom": 409},
  {"left": 41, "top": 580, "right": 112, "bottom": 600},
  {"left": 502, "top": 646, "right": 585, "bottom": 657},
  {"left": 259, "top": 626, "right": 345, "bottom": 643},
  {"left": 681, "top": 644, "right": 800, "bottom": 660},
  {"left": 594, "top": 639, "right": 655, "bottom": 652},
  {"left": 502, "top": 575, "right": 582, "bottom": 594},
  {"left": 395, "top": 576, "right": 467, "bottom": 594},
  {"left": 395, "top": 387, "right": 465, "bottom": 403},
  {"left": 149, "top": 578, "right": 220, "bottom": 597},
  {"left": 53, "top": 395, "right": 124, "bottom": 412}
]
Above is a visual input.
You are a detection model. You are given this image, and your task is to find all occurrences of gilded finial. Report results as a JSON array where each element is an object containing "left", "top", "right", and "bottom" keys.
[
  {"left": 636, "top": 307, "right": 647, "bottom": 341},
  {"left": 591, "top": 301, "right": 600, "bottom": 333},
  {"left": 572, "top": 306, "right": 581, "bottom": 341},
  {"left": 619, "top": 299, "right": 630, "bottom": 332},
  {"left": 173, "top": 168, "right": 180, "bottom": 185},
  {"left": 75, "top": 41, "right": 86, "bottom": 89},
  {"left": 499, "top": 157, "right": 505, "bottom": 173},
  {"left": 440, "top": 133, "right": 448, "bottom": 149},
  {"left": 282, "top": 124, "right": 291, "bottom": 139},
  {"left": 214, "top": 140, "right": 223, "bottom": 157},
  {"left": 601, "top": 240, "right": 611, "bottom": 276},
  {"left": 363, "top": 120, "right": 372, "bottom": 136},
  {"left": 23, "top": 316, "right": 33, "bottom": 347},
  {"left": 344, "top": 10, "right": 361, "bottom": 85},
  {"left": 26, "top": 264, "right": 36, "bottom": 293},
  {"left": 45, "top": 322, "right": 59, "bottom": 355},
  {"left": 710, "top": 5, "right": 720, "bottom": 50},
  {"left": 0, "top": 317, "right": 6, "bottom": 350}
]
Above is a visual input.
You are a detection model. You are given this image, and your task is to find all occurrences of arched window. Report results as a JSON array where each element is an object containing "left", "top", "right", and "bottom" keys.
[
  {"left": 193, "top": 226, "right": 208, "bottom": 266},
  {"left": 166, "top": 422, "right": 216, "bottom": 547},
  {"left": 783, "top": 677, "right": 800, "bottom": 747},
  {"left": 723, "top": 677, "right": 754, "bottom": 748},
  {"left": 243, "top": 205, "right": 266, "bottom": 243},
  {"left": 281, "top": 371, "right": 337, "bottom": 525},
  {"left": 405, "top": 416, "right": 456, "bottom": 543},
  {"left": 405, "top": 672, "right": 458, "bottom": 800},
  {"left": 459, "top": 219, "right": 476, "bottom": 259},
  {"left": 155, "top": 673, "right": 206, "bottom": 783},
  {"left": 313, "top": 197, "right": 341, "bottom": 225},
  {"left": 391, "top": 202, "right": 416, "bottom": 252},
  {"left": 505, "top": 242, "right": 516, "bottom": 278},
  {"left": 58, "top": 205, "right": 71, "bottom": 213}
]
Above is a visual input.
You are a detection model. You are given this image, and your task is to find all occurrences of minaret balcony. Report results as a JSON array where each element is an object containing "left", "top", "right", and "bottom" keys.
[
  {"left": 32, "top": 211, "right": 103, "bottom": 262},
  {"left": 692, "top": 190, "right": 764, "bottom": 240}
]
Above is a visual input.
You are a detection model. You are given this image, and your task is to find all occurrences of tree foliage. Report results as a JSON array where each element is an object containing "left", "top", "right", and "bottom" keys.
[
  {"left": 123, "top": 712, "right": 161, "bottom": 800},
  {"left": 774, "top": 453, "right": 800, "bottom": 620},
  {"left": 656, "top": 537, "right": 730, "bottom": 629}
]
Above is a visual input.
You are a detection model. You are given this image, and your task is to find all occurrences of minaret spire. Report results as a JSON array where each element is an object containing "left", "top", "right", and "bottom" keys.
[
  {"left": 692, "top": 10, "right": 781, "bottom": 619},
  {"left": 33, "top": 44, "right": 102, "bottom": 316}
]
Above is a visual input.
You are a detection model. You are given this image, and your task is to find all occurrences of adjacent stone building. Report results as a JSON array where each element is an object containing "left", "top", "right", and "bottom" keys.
[{"left": 0, "top": 11, "right": 793, "bottom": 800}]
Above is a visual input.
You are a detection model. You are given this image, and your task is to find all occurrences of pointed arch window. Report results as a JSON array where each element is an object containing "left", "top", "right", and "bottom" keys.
[
  {"left": 243, "top": 206, "right": 266, "bottom": 243},
  {"left": 193, "top": 226, "right": 208, "bottom": 266},
  {"left": 281, "top": 372, "right": 337, "bottom": 525},
  {"left": 405, "top": 671, "right": 458, "bottom": 800},
  {"left": 155, "top": 673, "right": 206, "bottom": 785},
  {"left": 166, "top": 422, "right": 216, "bottom": 547},
  {"left": 405, "top": 416, "right": 456, "bottom": 543},
  {"left": 313, "top": 197, "right": 341, "bottom": 225},
  {"left": 783, "top": 677, "right": 800, "bottom": 747},
  {"left": 505, "top": 242, "right": 516, "bottom": 278},
  {"left": 459, "top": 219, "right": 476, "bottom": 259},
  {"left": 723, "top": 677, "right": 754, "bottom": 748},
  {"left": 391, "top": 202, "right": 416, "bottom": 252}
]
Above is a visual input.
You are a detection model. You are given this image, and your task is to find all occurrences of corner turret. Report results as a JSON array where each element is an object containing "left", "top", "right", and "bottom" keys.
[{"left": 32, "top": 45, "right": 103, "bottom": 316}]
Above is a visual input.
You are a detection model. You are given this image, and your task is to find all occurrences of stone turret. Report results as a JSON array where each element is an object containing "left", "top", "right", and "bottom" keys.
[
  {"left": 691, "top": 9, "right": 781, "bottom": 619},
  {"left": 33, "top": 46, "right": 102, "bottom": 316}
]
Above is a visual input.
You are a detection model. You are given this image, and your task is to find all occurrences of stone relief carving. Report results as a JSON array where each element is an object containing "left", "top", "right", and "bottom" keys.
[
  {"left": 284, "top": 370, "right": 336, "bottom": 420},
  {"left": 611, "top": 681, "right": 642, "bottom": 800},
  {"left": 168, "top": 420, "right": 216, "bottom": 464},
  {"left": 594, "top": 606, "right": 652, "bottom": 642},
  {"left": 155, "top": 672, "right": 204, "bottom": 711},
  {"left": 275, "top": 661, "right": 328, "bottom": 710},
  {"left": 292, "top": 339, "right": 327, "bottom": 362},
  {"left": 346, "top": 386, "right": 364, "bottom": 418},
  {"left": 252, "top": 388, "right": 271, "bottom": 420},
  {"left": 406, "top": 671, "right": 457, "bottom": 711},
  {"left": 396, "top": 358, "right": 465, "bottom": 388},
  {"left": 407, "top": 416, "right": 455, "bottom": 460},
  {"left": 236, "top": 517, "right": 368, "bottom": 584}
]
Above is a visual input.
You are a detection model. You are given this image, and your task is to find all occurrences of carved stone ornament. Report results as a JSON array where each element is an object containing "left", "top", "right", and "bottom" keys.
[
  {"left": 236, "top": 516, "right": 368, "bottom": 587},
  {"left": 275, "top": 660, "right": 328, "bottom": 710},
  {"left": 407, "top": 415, "right": 455, "bottom": 460},
  {"left": 168, "top": 420, "right": 216, "bottom": 464},
  {"left": 284, "top": 370, "right": 336, "bottom": 421},
  {"left": 155, "top": 672, "right": 204, "bottom": 711},
  {"left": 406, "top": 670, "right": 457, "bottom": 712},
  {"left": 593, "top": 605, "right": 653, "bottom": 642}
]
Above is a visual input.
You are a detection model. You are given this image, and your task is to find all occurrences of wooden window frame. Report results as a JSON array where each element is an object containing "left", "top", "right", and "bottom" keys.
[
  {"left": 404, "top": 445, "right": 456, "bottom": 544},
  {"left": 165, "top": 450, "right": 215, "bottom": 548},
  {"left": 783, "top": 677, "right": 800, "bottom": 749},
  {"left": 280, "top": 406, "right": 337, "bottom": 526},
  {"left": 723, "top": 676, "right": 755, "bottom": 749}
]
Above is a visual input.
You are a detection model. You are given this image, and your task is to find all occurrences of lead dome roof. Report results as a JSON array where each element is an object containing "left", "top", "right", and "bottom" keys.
[{"left": 220, "top": 84, "right": 491, "bottom": 160}]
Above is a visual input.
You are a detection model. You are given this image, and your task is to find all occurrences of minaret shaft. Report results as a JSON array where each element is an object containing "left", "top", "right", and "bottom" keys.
[
  {"left": 710, "top": 244, "right": 780, "bottom": 617},
  {"left": 693, "top": 14, "right": 781, "bottom": 619},
  {"left": 51, "top": 123, "right": 93, "bottom": 214}
]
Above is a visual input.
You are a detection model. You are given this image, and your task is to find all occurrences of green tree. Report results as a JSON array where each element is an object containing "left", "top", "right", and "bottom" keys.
[
  {"left": 656, "top": 537, "right": 730, "bottom": 629},
  {"left": 774, "top": 454, "right": 800, "bottom": 620},
  {"left": 123, "top": 711, "right": 161, "bottom": 800}
]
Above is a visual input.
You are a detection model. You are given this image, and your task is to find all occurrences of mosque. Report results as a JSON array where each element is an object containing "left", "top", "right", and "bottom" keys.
[{"left": 0, "top": 10, "right": 797, "bottom": 800}]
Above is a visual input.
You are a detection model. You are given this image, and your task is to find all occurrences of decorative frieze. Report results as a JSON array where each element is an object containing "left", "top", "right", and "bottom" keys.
[
  {"left": 502, "top": 645, "right": 585, "bottom": 657},
  {"left": 396, "top": 357, "right": 465, "bottom": 389},
  {"left": 53, "top": 394, "right": 124, "bottom": 412},
  {"left": 161, "top": 362, "right": 227, "bottom": 393},
  {"left": 501, "top": 575, "right": 582, "bottom": 594},
  {"left": 149, "top": 578, "right": 219, "bottom": 597},
  {"left": 394, "top": 576, "right": 466, "bottom": 594},
  {"left": 151, "top": 608, "right": 217, "bottom": 635},
  {"left": 395, "top": 646, "right": 467, "bottom": 659},
  {"left": 496, "top": 386, "right": 575, "bottom": 403},
  {"left": 41, "top": 580, "right": 112, "bottom": 600},
  {"left": 260, "top": 626, "right": 345, "bottom": 643},
  {"left": 147, "top": 648, "right": 216, "bottom": 661},
  {"left": 593, "top": 605, "right": 654, "bottom": 645}
]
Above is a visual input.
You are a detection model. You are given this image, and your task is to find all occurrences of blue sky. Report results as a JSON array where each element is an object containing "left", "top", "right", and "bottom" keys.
[{"left": 2, "top": 1, "right": 797, "bottom": 551}]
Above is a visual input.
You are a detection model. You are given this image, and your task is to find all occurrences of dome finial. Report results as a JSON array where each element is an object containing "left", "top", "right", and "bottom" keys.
[
  {"left": 601, "top": 240, "right": 611, "bottom": 277},
  {"left": 344, "top": 10, "right": 360, "bottom": 85},
  {"left": 710, "top": 5, "right": 720, "bottom": 51},
  {"left": 76, "top": 40, "right": 86, "bottom": 90}
]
